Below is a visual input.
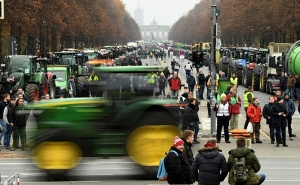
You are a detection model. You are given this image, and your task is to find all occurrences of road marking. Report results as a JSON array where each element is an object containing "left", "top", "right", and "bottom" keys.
[{"left": 0, "top": 162, "right": 135, "bottom": 165}]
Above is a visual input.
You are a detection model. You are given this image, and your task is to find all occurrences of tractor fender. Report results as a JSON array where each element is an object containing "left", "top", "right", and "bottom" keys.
[
  {"left": 46, "top": 72, "right": 57, "bottom": 85},
  {"left": 221, "top": 56, "right": 230, "bottom": 64},
  {"left": 253, "top": 64, "right": 263, "bottom": 75},
  {"left": 248, "top": 63, "right": 256, "bottom": 70}
]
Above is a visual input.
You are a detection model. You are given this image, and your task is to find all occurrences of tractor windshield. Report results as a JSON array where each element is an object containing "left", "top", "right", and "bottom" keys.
[
  {"left": 58, "top": 54, "right": 76, "bottom": 65},
  {"left": 10, "top": 56, "right": 31, "bottom": 73}
]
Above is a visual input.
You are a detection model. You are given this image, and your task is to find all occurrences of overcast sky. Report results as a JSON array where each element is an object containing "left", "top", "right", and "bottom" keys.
[{"left": 121, "top": 0, "right": 201, "bottom": 26}]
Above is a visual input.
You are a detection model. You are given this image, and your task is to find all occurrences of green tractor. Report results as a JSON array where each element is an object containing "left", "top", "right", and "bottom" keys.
[
  {"left": 29, "top": 66, "right": 180, "bottom": 179},
  {"left": 49, "top": 51, "right": 89, "bottom": 97},
  {"left": 1, "top": 55, "right": 56, "bottom": 102}
]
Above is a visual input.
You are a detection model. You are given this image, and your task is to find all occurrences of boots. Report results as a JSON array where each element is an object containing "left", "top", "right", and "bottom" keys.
[{"left": 283, "top": 143, "right": 288, "bottom": 147}]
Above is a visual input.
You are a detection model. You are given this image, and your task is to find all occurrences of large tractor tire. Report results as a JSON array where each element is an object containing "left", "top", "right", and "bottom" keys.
[
  {"left": 252, "top": 74, "right": 260, "bottom": 91},
  {"left": 236, "top": 69, "right": 243, "bottom": 85},
  {"left": 243, "top": 68, "right": 252, "bottom": 88},
  {"left": 25, "top": 83, "right": 39, "bottom": 102},
  {"left": 220, "top": 63, "right": 228, "bottom": 77},
  {"left": 259, "top": 67, "right": 267, "bottom": 92},
  {"left": 49, "top": 80, "right": 56, "bottom": 99},
  {"left": 76, "top": 76, "right": 85, "bottom": 97},
  {"left": 126, "top": 110, "right": 180, "bottom": 179}
]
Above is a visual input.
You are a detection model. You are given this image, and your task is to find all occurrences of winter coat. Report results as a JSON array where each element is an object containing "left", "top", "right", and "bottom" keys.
[
  {"left": 295, "top": 77, "right": 300, "bottom": 88},
  {"left": 227, "top": 147, "right": 262, "bottom": 185},
  {"left": 262, "top": 103, "right": 275, "bottom": 125},
  {"left": 192, "top": 146, "right": 228, "bottom": 185},
  {"left": 0, "top": 100, "right": 9, "bottom": 119},
  {"left": 163, "top": 68, "right": 170, "bottom": 78},
  {"left": 283, "top": 98, "right": 295, "bottom": 116},
  {"left": 158, "top": 76, "right": 166, "bottom": 89},
  {"left": 7, "top": 103, "right": 16, "bottom": 124},
  {"left": 271, "top": 102, "right": 287, "bottom": 128},
  {"left": 226, "top": 93, "right": 241, "bottom": 114},
  {"left": 287, "top": 76, "right": 296, "bottom": 88},
  {"left": 3, "top": 80, "right": 16, "bottom": 94},
  {"left": 186, "top": 75, "right": 196, "bottom": 87},
  {"left": 168, "top": 76, "right": 181, "bottom": 91},
  {"left": 15, "top": 105, "right": 29, "bottom": 127},
  {"left": 182, "top": 138, "right": 194, "bottom": 166},
  {"left": 165, "top": 147, "right": 193, "bottom": 184},
  {"left": 182, "top": 103, "right": 199, "bottom": 125},
  {"left": 198, "top": 74, "right": 206, "bottom": 85},
  {"left": 247, "top": 103, "right": 262, "bottom": 123},
  {"left": 279, "top": 75, "right": 287, "bottom": 88}
]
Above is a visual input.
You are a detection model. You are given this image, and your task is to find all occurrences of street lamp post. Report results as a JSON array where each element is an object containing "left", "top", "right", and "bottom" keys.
[
  {"left": 251, "top": 29, "right": 253, "bottom": 47},
  {"left": 210, "top": 0, "right": 217, "bottom": 134}
]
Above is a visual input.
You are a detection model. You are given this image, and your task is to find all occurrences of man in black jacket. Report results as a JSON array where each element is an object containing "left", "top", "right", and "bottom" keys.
[
  {"left": 192, "top": 140, "right": 228, "bottom": 185},
  {"left": 165, "top": 136, "right": 193, "bottom": 185},
  {"left": 262, "top": 96, "right": 276, "bottom": 144},
  {"left": 272, "top": 96, "right": 288, "bottom": 147},
  {"left": 198, "top": 69, "right": 206, "bottom": 100},
  {"left": 3, "top": 77, "right": 16, "bottom": 96},
  {"left": 12, "top": 98, "right": 29, "bottom": 151},
  {"left": 181, "top": 130, "right": 194, "bottom": 166},
  {"left": 3, "top": 96, "right": 17, "bottom": 150}
]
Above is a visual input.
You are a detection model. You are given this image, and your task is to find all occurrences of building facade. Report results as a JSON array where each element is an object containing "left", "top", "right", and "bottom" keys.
[
  {"left": 134, "top": 6, "right": 143, "bottom": 26},
  {"left": 139, "top": 18, "right": 170, "bottom": 42}
]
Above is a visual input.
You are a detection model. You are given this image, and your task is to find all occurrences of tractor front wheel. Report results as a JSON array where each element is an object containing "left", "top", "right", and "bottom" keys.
[{"left": 25, "top": 84, "right": 39, "bottom": 102}]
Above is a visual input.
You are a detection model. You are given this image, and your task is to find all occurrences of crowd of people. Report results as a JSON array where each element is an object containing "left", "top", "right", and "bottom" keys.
[{"left": 164, "top": 135, "right": 265, "bottom": 185}]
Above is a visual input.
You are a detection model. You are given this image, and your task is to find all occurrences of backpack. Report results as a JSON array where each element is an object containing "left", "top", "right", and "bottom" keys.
[
  {"left": 232, "top": 157, "right": 249, "bottom": 182},
  {"left": 230, "top": 94, "right": 238, "bottom": 105},
  {"left": 157, "top": 150, "right": 178, "bottom": 181}
]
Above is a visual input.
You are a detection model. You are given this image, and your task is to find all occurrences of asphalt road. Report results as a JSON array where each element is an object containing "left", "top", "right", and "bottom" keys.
[{"left": 1, "top": 56, "right": 300, "bottom": 184}]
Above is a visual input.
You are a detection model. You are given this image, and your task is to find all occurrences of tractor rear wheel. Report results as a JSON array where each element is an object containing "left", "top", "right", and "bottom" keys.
[
  {"left": 236, "top": 69, "right": 242, "bottom": 85},
  {"left": 76, "top": 76, "right": 85, "bottom": 97},
  {"left": 25, "top": 84, "right": 39, "bottom": 102}
]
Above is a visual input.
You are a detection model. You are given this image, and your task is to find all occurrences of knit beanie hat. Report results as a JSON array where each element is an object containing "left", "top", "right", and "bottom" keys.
[
  {"left": 173, "top": 136, "right": 184, "bottom": 147},
  {"left": 204, "top": 141, "right": 216, "bottom": 148},
  {"left": 277, "top": 96, "right": 283, "bottom": 102},
  {"left": 283, "top": 92, "right": 289, "bottom": 97}
]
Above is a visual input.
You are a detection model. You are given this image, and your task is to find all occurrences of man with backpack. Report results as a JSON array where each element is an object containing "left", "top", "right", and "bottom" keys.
[{"left": 227, "top": 136, "right": 266, "bottom": 185}]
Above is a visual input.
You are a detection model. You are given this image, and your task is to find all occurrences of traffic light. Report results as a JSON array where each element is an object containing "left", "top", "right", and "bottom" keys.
[{"left": 196, "top": 52, "right": 204, "bottom": 68}]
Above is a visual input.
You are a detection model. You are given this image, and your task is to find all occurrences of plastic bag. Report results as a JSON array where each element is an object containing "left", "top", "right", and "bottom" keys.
[{"left": 247, "top": 123, "right": 253, "bottom": 133}]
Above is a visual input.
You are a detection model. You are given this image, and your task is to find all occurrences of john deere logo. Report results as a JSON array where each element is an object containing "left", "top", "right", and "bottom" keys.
[{"left": 0, "top": 0, "right": 4, "bottom": 19}]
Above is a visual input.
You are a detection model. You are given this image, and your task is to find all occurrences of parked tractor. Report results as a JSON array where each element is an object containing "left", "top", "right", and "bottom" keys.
[
  {"left": 49, "top": 51, "right": 89, "bottom": 97},
  {"left": 0, "top": 55, "right": 56, "bottom": 102},
  {"left": 259, "top": 43, "right": 292, "bottom": 94}
]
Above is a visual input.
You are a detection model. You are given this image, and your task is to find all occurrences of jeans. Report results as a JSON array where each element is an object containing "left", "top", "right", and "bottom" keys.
[
  {"left": 5, "top": 125, "right": 13, "bottom": 148},
  {"left": 296, "top": 88, "right": 300, "bottom": 101},
  {"left": 188, "top": 86, "right": 194, "bottom": 94},
  {"left": 258, "top": 174, "right": 266, "bottom": 185},
  {"left": 185, "top": 70, "right": 191, "bottom": 78},
  {"left": 286, "top": 115, "right": 293, "bottom": 137},
  {"left": 276, "top": 125, "right": 286, "bottom": 144},
  {"left": 287, "top": 87, "right": 295, "bottom": 100},
  {"left": 0, "top": 120, "right": 7, "bottom": 144},
  {"left": 216, "top": 117, "right": 229, "bottom": 142},
  {"left": 159, "top": 88, "right": 166, "bottom": 96},
  {"left": 171, "top": 90, "right": 179, "bottom": 99},
  {"left": 198, "top": 85, "right": 205, "bottom": 99},
  {"left": 269, "top": 124, "right": 275, "bottom": 142},
  {"left": 193, "top": 121, "right": 200, "bottom": 142},
  {"left": 244, "top": 108, "right": 250, "bottom": 129}
]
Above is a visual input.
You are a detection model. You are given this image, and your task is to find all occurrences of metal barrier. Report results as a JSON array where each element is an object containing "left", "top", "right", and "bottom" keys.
[{"left": 2, "top": 173, "right": 20, "bottom": 185}]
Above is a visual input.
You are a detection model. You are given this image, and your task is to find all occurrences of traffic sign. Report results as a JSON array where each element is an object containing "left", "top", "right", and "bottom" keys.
[{"left": 0, "top": 0, "right": 4, "bottom": 19}]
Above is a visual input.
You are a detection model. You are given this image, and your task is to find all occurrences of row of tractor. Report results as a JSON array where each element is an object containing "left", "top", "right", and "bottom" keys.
[
  {"left": 217, "top": 41, "right": 300, "bottom": 94},
  {"left": 0, "top": 49, "right": 108, "bottom": 101}
]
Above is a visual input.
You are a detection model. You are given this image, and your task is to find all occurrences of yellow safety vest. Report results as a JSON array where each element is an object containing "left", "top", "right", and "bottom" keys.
[
  {"left": 243, "top": 91, "right": 254, "bottom": 108},
  {"left": 230, "top": 77, "right": 238, "bottom": 85}
]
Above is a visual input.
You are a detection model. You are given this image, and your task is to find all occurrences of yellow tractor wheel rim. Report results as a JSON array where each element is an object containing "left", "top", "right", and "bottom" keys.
[
  {"left": 32, "top": 142, "right": 82, "bottom": 170},
  {"left": 126, "top": 125, "right": 180, "bottom": 166}
]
